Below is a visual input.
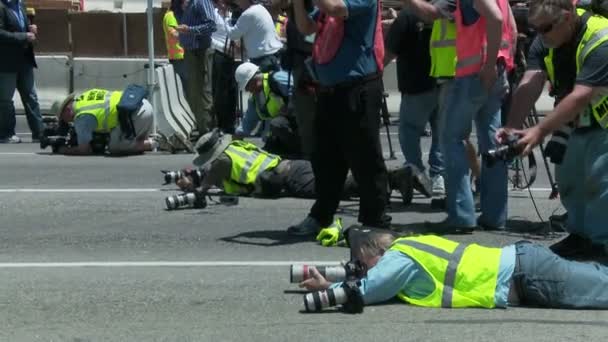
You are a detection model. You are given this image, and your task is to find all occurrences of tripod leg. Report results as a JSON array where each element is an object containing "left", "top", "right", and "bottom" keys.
[
  {"left": 530, "top": 107, "right": 559, "bottom": 198},
  {"left": 381, "top": 92, "right": 396, "bottom": 160}
]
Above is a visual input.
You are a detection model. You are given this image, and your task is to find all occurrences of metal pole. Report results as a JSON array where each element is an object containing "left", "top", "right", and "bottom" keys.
[{"left": 146, "top": 0, "right": 157, "bottom": 136}]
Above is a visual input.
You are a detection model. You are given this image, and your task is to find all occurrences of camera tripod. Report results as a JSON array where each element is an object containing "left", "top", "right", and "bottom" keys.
[{"left": 381, "top": 86, "right": 397, "bottom": 160}]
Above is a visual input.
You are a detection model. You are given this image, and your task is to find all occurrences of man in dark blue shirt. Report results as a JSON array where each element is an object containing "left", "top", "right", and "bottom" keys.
[
  {"left": 175, "top": 0, "right": 217, "bottom": 136},
  {"left": 0, "top": 0, "right": 43, "bottom": 143},
  {"left": 289, "top": 0, "right": 391, "bottom": 236}
]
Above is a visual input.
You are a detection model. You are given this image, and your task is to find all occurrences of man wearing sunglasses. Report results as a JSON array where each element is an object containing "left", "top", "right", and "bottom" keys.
[{"left": 497, "top": 0, "right": 608, "bottom": 260}]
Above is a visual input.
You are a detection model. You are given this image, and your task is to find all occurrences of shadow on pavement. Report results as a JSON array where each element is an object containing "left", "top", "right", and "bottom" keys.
[{"left": 219, "top": 230, "right": 313, "bottom": 247}]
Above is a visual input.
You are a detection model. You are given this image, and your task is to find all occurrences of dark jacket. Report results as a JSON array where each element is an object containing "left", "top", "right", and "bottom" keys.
[{"left": 0, "top": 0, "right": 36, "bottom": 72}]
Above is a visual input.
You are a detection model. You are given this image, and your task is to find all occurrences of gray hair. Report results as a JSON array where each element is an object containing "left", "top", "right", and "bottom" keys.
[
  {"left": 356, "top": 233, "right": 397, "bottom": 261},
  {"left": 529, "top": 0, "right": 575, "bottom": 22}
]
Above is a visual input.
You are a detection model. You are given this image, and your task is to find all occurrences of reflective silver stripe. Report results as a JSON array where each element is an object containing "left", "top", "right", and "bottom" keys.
[
  {"left": 440, "top": 19, "right": 447, "bottom": 40},
  {"left": 397, "top": 240, "right": 452, "bottom": 260},
  {"left": 226, "top": 146, "right": 261, "bottom": 183},
  {"left": 456, "top": 54, "right": 482, "bottom": 69},
  {"left": 102, "top": 92, "right": 112, "bottom": 131},
  {"left": 432, "top": 39, "right": 456, "bottom": 47},
  {"left": 257, "top": 154, "right": 277, "bottom": 173},
  {"left": 396, "top": 239, "right": 468, "bottom": 307},
  {"left": 578, "top": 27, "right": 608, "bottom": 68},
  {"left": 441, "top": 243, "right": 467, "bottom": 308}
]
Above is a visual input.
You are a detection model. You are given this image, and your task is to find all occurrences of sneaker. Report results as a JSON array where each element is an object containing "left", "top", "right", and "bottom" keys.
[
  {"left": 287, "top": 216, "right": 321, "bottom": 236},
  {"left": 0, "top": 135, "right": 21, "bottom": 144},
  {"left": 431, "top": 175, "right": 445, "bottom": 196},
  {"left": 410, "top": 165, "right": 432, "bottom": 198},
  {"left": 389, "top": 166, "right": 413, "bottom": 205},
  {"left": 549, "top": 212, "right": 568, "bottom": 232},
  {"left": 169, "top": 132, "right": 195, "bottom": 153},
  {"left": 549, "top": 234, "right": 594, "bottom": 258}
]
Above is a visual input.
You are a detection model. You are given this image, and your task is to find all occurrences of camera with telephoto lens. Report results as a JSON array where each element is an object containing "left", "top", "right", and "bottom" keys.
[
  {"left": 162, "top": 168, "right": 206, "bottom": 186},
  {"left": 303, "top": 281, "right": 364, "bottom": 313},
  {"left": 290, "top": 260, "right": 366, "bottom": 283},
  {"left": 165, "top": 191, "right": 207, "bottom": 210},
  {"left": 40, "top": 117, "right": 108, "bottom": 154},
  {"left": 484, "top": 134, "right": 522, "bottom": 167},
  {"left": 39, "top": 117, "right": 76, "bottom": 153}
]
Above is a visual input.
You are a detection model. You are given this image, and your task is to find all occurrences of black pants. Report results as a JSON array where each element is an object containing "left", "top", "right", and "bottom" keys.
[
  {"left": 309, "top": 77, "right": 389, "bottom": 227},
  {"left": 212, "top": 51, "right": 239, "bottom": 134},
  {"left": 263, "top": 115, "right": 302, "bottom": 159},
  {"left": 257, "top": 160, "right": 359, "bottom": 199},
  {"left": 250, "top": 53, "right": 280, "bottom": 73}
]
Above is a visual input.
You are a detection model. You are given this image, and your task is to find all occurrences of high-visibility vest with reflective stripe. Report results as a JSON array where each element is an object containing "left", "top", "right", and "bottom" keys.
[
  {"left": 275, "top": 15, "right": 288, "bottom": 37},
  {"left": 163, "top": 10, "right": 185, "bottom": 60},
  {"left": 222, "top": 140, "right": 281, "bottom": 194},
  {"left": 389, "top": 235, "right": 502, "bottom": 308},
  {"left": 429, "top": 19, "right": 457, "bottom": 78},
  {"left": 73, "top": 89, "right": 123, "bottom": 133},
  {"left": 544, "top": 9, "right": 608, "bottom": 129},
  {"left": 253, "top": 73, "right": 285, "bottom": 120},
  {"left": 454, "top": 0, "right": 515, "bottom": 77}
]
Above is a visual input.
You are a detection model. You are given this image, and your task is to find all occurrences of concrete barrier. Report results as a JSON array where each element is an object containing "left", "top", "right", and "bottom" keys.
[{"left": 154, "top": 64, "right": 196, "bottom": 139}]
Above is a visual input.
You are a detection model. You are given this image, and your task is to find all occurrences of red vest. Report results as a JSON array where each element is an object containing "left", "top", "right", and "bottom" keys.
[
  {"left": 454, "top": 0, "right": 514, "bottom": 77},
  {"left": 312, "top": 0, "right": 384, "bottom": 73}
]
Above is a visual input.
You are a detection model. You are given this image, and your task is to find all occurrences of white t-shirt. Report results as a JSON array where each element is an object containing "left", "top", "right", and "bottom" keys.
[
  {"left": 224, "top": 4, "right": 283, "bottom": 59},
  {"left": 211, "top": 9, "right": 231, "bottom": 53}
]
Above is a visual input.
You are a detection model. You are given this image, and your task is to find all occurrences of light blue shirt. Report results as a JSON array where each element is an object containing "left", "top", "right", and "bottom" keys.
[
  {"left": 331, "top": 245, "right": 516, "bottom": 308},
  {"left": 236, "top": 70, "right": 293, "bottom": 137}
]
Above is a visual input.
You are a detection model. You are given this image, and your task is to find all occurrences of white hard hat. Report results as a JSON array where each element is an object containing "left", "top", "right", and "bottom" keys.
[{"left": 235, "top": 62, "right": 260, "bottom": 91}]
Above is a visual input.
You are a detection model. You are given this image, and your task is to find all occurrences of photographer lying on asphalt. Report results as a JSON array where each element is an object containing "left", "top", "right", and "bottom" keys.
[
  {"left": 174, "top": 129, "right": 415, "bottom": 203},
  {"left": 51, "top": 88, "right": 176, "bottom": 156},
  {"left": 299, "top": 232, "right": 608, "bottom": 310}
]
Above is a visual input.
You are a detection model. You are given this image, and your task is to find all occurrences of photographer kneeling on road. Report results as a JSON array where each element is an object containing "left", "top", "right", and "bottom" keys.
[
  {"left": 233, "top": 62, "right": 300, "bottom": 157},
  {"left": 52, "top": 88, "right": 171, "bottom": 156},
  {"left": 300, "top": 232, "right": 608, "bottom": 310},
  {"left": 497, "top": 0, "right": 608, "bottom": 260}
]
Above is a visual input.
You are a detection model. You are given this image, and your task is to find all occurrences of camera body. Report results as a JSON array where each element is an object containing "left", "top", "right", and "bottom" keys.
[
  {"left": 484, "top": 134, "right": 521, "bottom": 167},
  {"left": 39, "top": 117, "right": 108, "bottom": 154}
]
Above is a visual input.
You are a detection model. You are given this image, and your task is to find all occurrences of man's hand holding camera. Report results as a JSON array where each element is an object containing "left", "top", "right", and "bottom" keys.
[{"left": 298, "top": 267, "right": 331, "bottom": 291}]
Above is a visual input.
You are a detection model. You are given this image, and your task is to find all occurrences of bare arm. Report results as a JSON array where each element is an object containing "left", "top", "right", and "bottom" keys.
[
  {"left": 402, "top": 0, "right": 443, "bottom": 22},
  {"left": 505, "top": 70, "right": 546, "bottom": 128},
  {"left": 474, "top": 0, "right": 502, "bottom": 66},
  {"left": 293, "top": 0, "right": 317, "bottom": 35},
  {"left": 316, "top": 0, "right": 348, "bottom": 18},
  {"left": 537, "top": 84, "right": 594, "bottom": 135}
]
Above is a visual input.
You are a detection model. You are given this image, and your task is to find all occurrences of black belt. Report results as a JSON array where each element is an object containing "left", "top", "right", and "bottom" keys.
[{"left": 318, "top": 73, "right": 381, "bottom": 93}]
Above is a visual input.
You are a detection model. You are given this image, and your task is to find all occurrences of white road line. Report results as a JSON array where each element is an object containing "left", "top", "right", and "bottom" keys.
[
  {"left": 0, "top": 261, "right": 342, "bottom": 268},
  {"left": 0, "top": 152, "right": 39, "bottom": 155},
  {"left": 0, "top": 188, "right": 161, "bottom": 193},
  {"left": 0, "top": 187, "right": 554, "bottom": 193}
]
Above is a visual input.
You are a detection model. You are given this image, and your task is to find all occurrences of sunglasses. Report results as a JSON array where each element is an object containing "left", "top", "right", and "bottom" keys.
[{"left": 533, "top": 18, "right": 561, "bottom": 34}]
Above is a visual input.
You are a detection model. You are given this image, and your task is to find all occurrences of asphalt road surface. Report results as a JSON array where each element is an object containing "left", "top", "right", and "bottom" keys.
[{"left": 1, "top": 122, "right": 607, "bottom": 341}]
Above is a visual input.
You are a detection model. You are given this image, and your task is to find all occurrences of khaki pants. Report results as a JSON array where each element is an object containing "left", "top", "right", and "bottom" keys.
[
  {"left": 184, "top": 48, "right": 213, "bottom": 134},
  {"left": 108, "top": 99, "right": 153, "bottom": 154}
]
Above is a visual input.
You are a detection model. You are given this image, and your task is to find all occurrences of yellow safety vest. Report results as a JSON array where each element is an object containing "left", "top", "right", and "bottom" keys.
[
  {"left": 163, "top": 10, "right": 185, "bottom": 60},
  {"left": 544, "top": 9, "right": 608, "bottom": 128},
  {"left": 222, "top": 140, "right": 281, "bottom": 195},
  {"left": 275, "top": 15, "right": 287, "bottom": 37},
  {"left": 73, "top": 89, "right": 123, "bottom": 133},
  {"left": 389, "top": 235, "right": 502, "bottom": 308},
  {"left": 429, "top": 19, "right": 457, "bottom": 78},
  {"left": 253, "top": 73, "right": 285, "bottom": 120}
]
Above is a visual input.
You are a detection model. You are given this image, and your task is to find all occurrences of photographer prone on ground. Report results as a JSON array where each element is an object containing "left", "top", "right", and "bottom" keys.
[
  {"left": 298, "top": 231, "right": 608, "bottom": 312},
  {"left": 496, "top": 0, "right": 608, "bottom": 260},
  {"left": 50, "top": 88, "right": 172, "bottom": 156}
]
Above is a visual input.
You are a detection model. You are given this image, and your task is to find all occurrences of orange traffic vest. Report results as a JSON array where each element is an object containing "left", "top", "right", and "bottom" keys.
[{"left": 454, "top": 0, "right": 514, "bottom": 77}]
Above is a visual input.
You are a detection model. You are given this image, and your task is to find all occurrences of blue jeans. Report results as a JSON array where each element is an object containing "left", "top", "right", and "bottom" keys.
[
  {"left": 398, "top": 87, "right": 444, "bottom": 177},
  {"left": 514, "top": 241, "right": 608, "bottom": 309},
  {"left": 441, "top": 73, "right": 508, "bottom": 227},
  {"left": 0, "top": 65, "right": 43, "bottom": 139},
  {"left": 555, "top": 129, "right": 608, "bottom": 245}
]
